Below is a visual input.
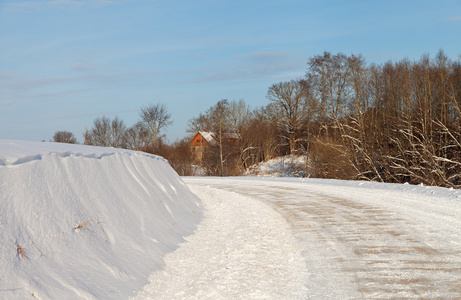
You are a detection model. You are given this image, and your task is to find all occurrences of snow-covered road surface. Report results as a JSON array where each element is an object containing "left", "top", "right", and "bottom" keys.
[
  {"left": 134, "top": 184, "right": 309, "bottom": 299},
  {"left": 181, "top": 177, "right": 461, "bottom": 299}
]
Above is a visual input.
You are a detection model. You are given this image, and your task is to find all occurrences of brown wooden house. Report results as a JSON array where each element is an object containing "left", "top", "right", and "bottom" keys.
[
  {"left": 190, "top": 131, "right": 215, "bottom": 161},
  {"left": 189, "top": 131, "right": 239, "bottom": 162}
]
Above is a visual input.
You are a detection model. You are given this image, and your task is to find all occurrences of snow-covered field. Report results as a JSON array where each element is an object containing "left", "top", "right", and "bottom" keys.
[{"left": 2, "top": 140, "right": 461, "bottom": 299}]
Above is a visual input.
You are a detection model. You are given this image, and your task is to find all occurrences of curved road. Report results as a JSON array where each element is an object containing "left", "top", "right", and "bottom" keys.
[{"left": 184, "top": 177, "right": 461, "bottom": 299}]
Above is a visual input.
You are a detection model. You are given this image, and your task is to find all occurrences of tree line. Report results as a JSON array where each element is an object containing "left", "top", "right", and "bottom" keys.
[
  {"left": 297, "top": 50, "right": 461, "bottom": 188},
  {"left": 53, "top": 50, "right": 461, "bottom": 187},
  {"left": 53, "top": 103, "right": 172, "bottom": 153},
  {"left": 181, "top": 49, "right": 461, "bottom": 187}
]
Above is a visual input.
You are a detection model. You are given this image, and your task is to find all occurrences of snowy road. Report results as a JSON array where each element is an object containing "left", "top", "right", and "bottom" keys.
[
  {"left": 183, "top": 177, "right": 461, "bottom": 299},
  {"left": 134, "top": 179, "right": 309, "bottom": 299}
]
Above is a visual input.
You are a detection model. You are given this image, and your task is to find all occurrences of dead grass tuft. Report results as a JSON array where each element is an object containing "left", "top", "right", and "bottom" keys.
[
  {"left": 16, "top": 244, "right": 28, "bottom": 260},
  {"left": 74, "top": 220, "right": 92, "bottom": 231}
]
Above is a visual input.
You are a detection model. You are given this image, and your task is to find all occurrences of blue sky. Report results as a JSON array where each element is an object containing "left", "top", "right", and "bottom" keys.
[{"left": 1, "top": 0, "right": 460, "bottom": 143}]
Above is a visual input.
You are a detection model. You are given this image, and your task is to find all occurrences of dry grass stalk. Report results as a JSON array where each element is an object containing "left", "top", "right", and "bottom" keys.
[
  {"left": 32, "top": 241, "right": 45, "bottom": 257},
  {"left": 16, "top": 244, "right": 28, "bottom": 260},
  {"left": 74, "top": 220, "right": 92, "bottom": 230}
]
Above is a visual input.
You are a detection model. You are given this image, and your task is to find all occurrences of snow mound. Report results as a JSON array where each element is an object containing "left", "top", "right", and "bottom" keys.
[
  {"left": 246, "top": 155, "right": 308, "bottom": 177},
  {"left": 0, "top": 140, "right": 202, "bottom": 299}
]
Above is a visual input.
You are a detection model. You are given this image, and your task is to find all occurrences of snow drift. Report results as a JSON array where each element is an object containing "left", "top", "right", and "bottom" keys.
[
  {"left": 0, "top": 140, "right": 202, "bottom": 299},
  {"left": 245, "top": 155, "right": 308, "bottom": 177}
]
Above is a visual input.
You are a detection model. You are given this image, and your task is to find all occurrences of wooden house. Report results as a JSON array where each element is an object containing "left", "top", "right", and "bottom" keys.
[{"left": 189, "top": 131, "right": 239, "bottom": 161}]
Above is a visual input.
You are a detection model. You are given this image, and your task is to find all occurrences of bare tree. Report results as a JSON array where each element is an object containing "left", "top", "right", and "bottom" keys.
[
  {"left": 187, "top": 112, "right": 212, "bottom": 135},
  {"left": 208, "top": 100, "right": 231, "bottom": 176},
  {"left": 228, "top": 99, "right": 253, "bottom": 171},
  {"left": 336, "top": 54, "right": 386, "bottom": 181},
  {"left": 84, "top": 116, "right": 126, "bottom": 148},
  {"left": 53, "top": 130, "right": 77, "bottom": 144},
  {"left": 266, "top": 79, "right": 310, "bottom": 153},
  {"left": 240, "top": 106, "right": 280, "bottom": 170},
  {"left": 307, "top": 52, "right": 350, "bottom": 122},
  {"left": 228, "top": 99, "right": 252, "bottom": 137},
  {"left": 139, "top": 103, "right": 172, "bottom": 151},
  {"left": 124, "top": 122, "right": 149, "bottom": 150}
]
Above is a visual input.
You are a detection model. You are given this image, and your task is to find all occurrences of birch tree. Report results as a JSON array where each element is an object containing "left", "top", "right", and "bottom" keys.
[{"left": 208, "top": 99, "right": 231, "bottom": 176}]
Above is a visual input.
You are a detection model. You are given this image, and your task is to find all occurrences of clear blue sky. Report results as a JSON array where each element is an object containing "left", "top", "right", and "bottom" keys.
[{"left": 1, "top": 0, "right": 460, "bottom": 143}]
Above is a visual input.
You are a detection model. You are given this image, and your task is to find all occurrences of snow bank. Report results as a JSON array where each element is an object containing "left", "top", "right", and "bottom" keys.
[
  {"left": 246, "top": 155, "right": 308, "bottom": 177},
  {"left": 0, "top": 140, "right": 202, "bottom": 299}
]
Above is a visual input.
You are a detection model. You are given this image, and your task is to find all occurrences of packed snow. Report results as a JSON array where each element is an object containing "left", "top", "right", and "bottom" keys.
[
  {"left": 2, "top": 140, "right": 461, "bottom": 299},
  {"left": 133, "top": 186, "right": 308, "bottom": 299},
  {"left": 185, "top": 176, "right": 461, "bottom": 298}
]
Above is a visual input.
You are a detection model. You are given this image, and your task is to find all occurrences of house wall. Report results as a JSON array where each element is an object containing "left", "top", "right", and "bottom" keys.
[
  {"left": 188, "top": 132, "right": 239, "bottom": 163},
  {"left": 189, "top": 133, "right": 208, "bottom": 162}
]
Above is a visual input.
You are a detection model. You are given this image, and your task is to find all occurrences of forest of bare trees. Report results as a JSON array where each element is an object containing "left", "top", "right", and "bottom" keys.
[
  {"left": 299, "top": 50, "right": 461, "bottom": 188},
  {"left": 181, "top": 50, "right": 461, "bottom": 187},
  {"left": 53, "top": 50, "right": 461, "bottom": 187}
]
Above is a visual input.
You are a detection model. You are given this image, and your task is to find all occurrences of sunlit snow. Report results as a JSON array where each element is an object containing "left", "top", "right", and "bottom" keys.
[
  {"left": 0, "top": 140, "right": 201, "bottom": 299},
  {"left": 2, "top": 140, "right": 461, "bottom": 299}
]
